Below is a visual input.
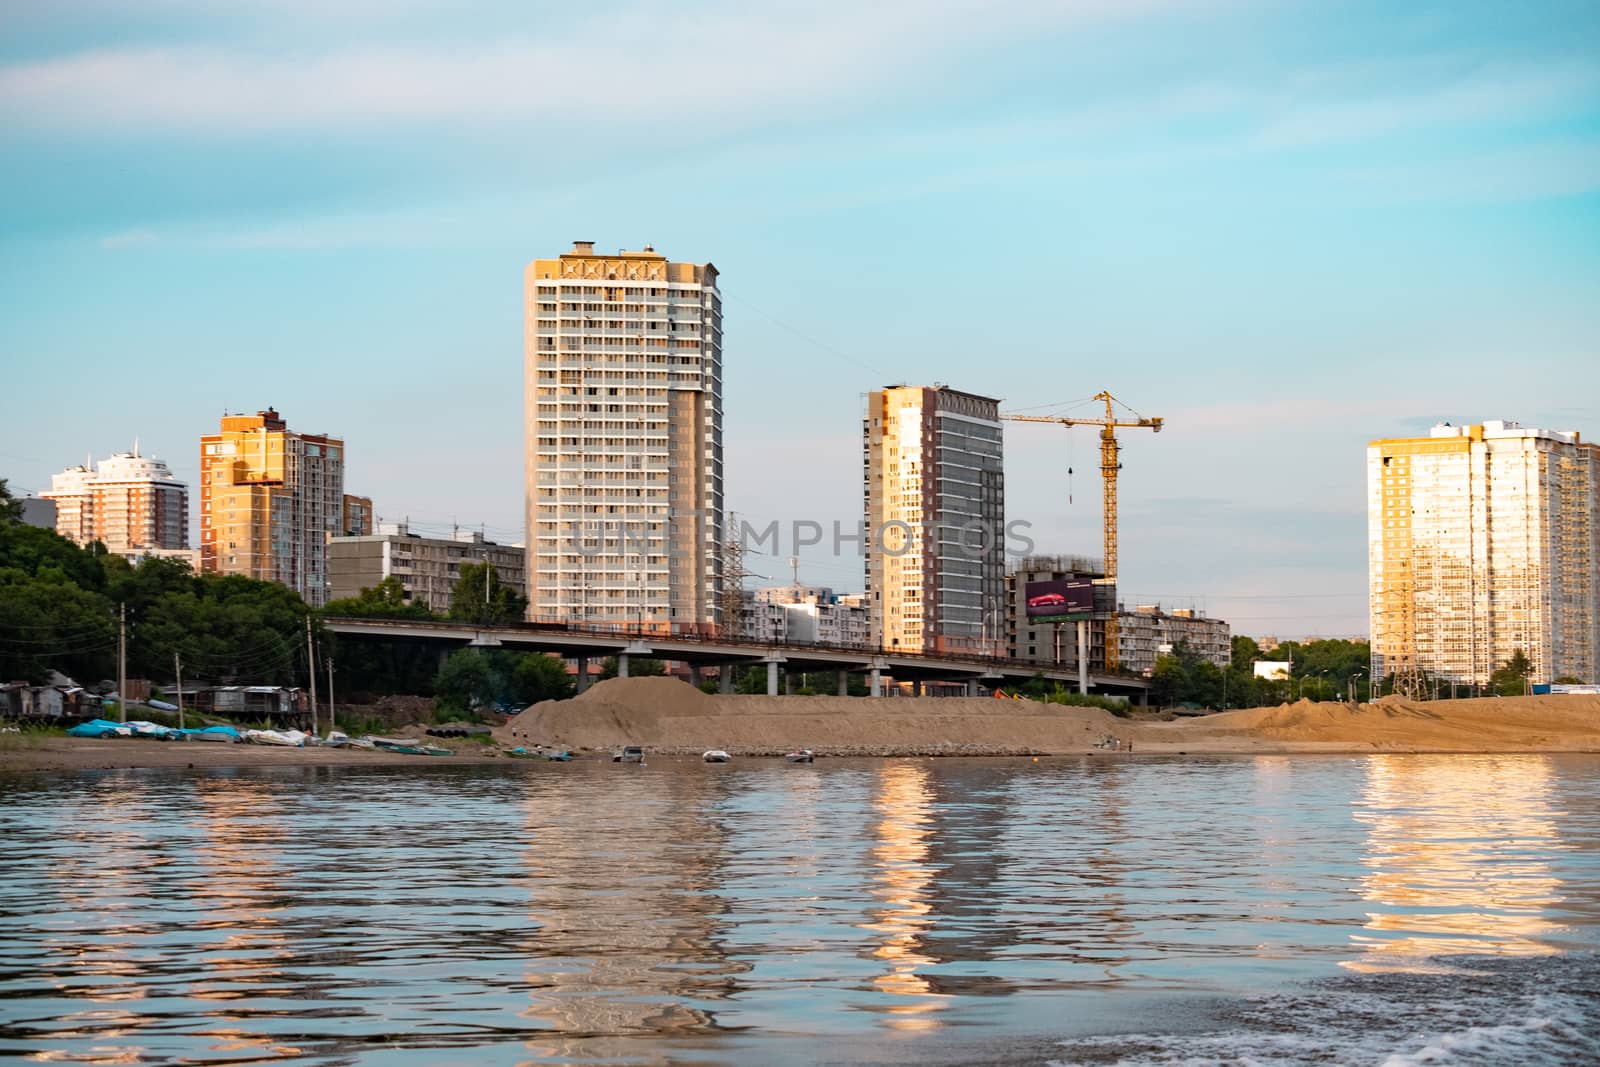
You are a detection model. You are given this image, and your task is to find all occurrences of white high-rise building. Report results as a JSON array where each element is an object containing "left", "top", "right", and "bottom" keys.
[
  {"left": 524, "top": 242, "right": 724, "bottom": 631},
  {"left": 1368, "top": 420, "right": 1600, "bottom": 688},
  {"left": 42, "top": 447, "right": 189, "bottom": 558}
]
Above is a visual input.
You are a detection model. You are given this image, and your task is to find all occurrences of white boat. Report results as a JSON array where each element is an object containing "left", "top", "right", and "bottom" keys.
[
  {"left": 244, "top": 728, "right": 307, "bottom": 747},
  {"left": 703, "top": 749, "right": 731, "bottom": 763},
  {"left": 785, "top": 749, "right": 815, "bottom": 763},
  {"left": 612, "top": 745, "right": 645, "bottom": 763}
]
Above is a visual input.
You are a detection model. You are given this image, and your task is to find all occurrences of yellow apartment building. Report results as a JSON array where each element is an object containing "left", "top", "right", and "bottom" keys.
[
  {"left": 1368, "top": 420, "right": 1600, "bottom": 688},
  {"left": 199, "top": 408, "right": 350, "bottom": 607},
  {"left": 524, "top": 242, "right": 724, "bottom": 631}
]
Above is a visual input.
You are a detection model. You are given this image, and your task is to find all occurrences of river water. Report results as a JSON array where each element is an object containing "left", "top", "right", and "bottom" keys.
[{"left": 2, "top": 754, "right": 1597, "bottom": 1066}]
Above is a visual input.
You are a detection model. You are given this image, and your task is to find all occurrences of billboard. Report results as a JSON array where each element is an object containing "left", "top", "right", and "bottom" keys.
[{"left": 1024, "top": 578, "right": 1094, "bottom": 620}]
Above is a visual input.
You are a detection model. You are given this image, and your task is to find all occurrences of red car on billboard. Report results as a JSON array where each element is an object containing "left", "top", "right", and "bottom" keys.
[{"left": 1024, "top": 579, "right": 1093, "bottom": 619}]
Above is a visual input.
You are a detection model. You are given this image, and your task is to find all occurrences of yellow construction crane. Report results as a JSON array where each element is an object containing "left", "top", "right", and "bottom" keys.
[{"left": 1004, "top": 391, "right": 1163, "bottom": 671}]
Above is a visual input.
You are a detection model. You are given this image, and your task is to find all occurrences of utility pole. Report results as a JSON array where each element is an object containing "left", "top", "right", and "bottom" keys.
[
  {"left": 305, "top": 615, "right": 319, "bottom": 736},
  {"left": 325, "top": 656, "right": 335, "bottom": 736},
  {"left": 117, "top": 602, "right": 127, "bottom": 723},
  {"left": 174, "top": 652, "right": 184, "bottom": 730}
]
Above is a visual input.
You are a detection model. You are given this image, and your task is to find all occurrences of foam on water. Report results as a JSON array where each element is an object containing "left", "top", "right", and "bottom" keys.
[{"left": 1051, "top": 954, "right": 1600, "bottom": 1067}]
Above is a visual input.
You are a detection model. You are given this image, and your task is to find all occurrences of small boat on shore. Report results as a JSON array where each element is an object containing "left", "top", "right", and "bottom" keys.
[
  {"left": 244, "top": 728, "right": 307, "bottom": 747},
  {"left": 785, "top": 749, "right": 815, "bottom": 763},
  {"left": 509, "top": 746, "right": 573, "bottom": 761},
  {"left": 613, "top": 745, "right": 645, "bottom": 763},
  {"left": 703, "top": 749, "right": 731, "bottom": 763}
]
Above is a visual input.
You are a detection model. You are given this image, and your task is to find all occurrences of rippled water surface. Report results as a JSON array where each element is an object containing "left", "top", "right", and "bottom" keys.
[{"left": 2, "top": 754, "right": 1598, "bottom": 1065}]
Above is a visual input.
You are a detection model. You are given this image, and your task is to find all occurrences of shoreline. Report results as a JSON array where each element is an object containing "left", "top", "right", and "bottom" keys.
[
  {"left": 3, "top": 735, "right": 1595, "bottom": 775},
  {"left": 6, "top": 681, "right": 1596, "bottom": 774}
]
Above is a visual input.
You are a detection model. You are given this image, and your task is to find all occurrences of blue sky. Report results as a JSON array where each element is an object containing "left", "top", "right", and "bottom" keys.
[{"left": 2, "top": 0, "right": 1597, "bottom": 638}]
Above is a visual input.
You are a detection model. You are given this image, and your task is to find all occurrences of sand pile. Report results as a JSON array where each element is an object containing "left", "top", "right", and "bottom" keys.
[
  {"left": 505, "top": 677, "right": 1131, "bottom": 756},
  {"left": 501, "top": 681, "right": 1600, "bottom": 756},
  {"left": 1133, "top": 694, "right": 1600, "bottom": 752}
]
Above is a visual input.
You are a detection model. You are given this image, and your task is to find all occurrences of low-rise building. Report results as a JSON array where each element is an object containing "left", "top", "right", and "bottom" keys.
[
  {"left": 1115, "top": 604, "right": 1231, "bottom": 676},
  {"left": 329, "top": 522, "right": 527, "bottom": 615},
  {"left": 747, "top": 584, "right": 871, "bottom": 648}
]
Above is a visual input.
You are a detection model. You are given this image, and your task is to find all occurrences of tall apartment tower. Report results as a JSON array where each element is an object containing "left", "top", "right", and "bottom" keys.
[
  {"left": 199, "top": 408, "right": 348, "bottom": 607},
  {"left": 42, "top": 447, "right": 189, "bottom": 554},
  {"left": 864, "top": 385, "right": 1005, "bottom": 653},
  {"left": 524, "top": 242, "right": 724, "bottom": 630},
  {"left": 1368, "top": 420, "right": 1600, "bottom": 688}
]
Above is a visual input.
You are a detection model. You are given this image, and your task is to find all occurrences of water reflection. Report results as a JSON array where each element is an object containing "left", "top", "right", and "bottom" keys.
[
  {"left": 1347, "top": 755, "right": 1567, "bottom": 972},
  {"left": 36, "top": 776, "right": 165, "bottom": 1064},
  {"left": 517, "top": 765, "right": 743, "bottom": 1061},
  {"left": 859, "top": 763, "right": 949, "bottom": 1028},
  {"left": 2, "top": 756, "right": 1597, "bottom": 1066},
  {"left": 185, "top": 776, "right": 303, "bottom": 1060}
]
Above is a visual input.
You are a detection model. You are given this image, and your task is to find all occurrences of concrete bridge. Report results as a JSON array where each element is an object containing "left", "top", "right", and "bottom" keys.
[{"left": 322, "top": 616, "right": 1149, "bottom": 699}]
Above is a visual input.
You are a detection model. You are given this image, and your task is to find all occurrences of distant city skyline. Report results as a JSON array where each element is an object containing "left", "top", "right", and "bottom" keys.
[{"left": 3, "top": 1, "right": 1596, "bottom": 638}]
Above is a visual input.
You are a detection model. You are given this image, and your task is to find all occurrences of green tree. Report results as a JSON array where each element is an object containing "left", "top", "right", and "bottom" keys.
[
  {"left": 448, "top": 562, "right": 527, "bottom": 626},
  {"left": 0, "top": 478, "right": 24, "bottom": 525},
  {"left": 598, "top": 656, "right": 665, "bottom": 680},
  {"left": 508, "top": 653, "right": 576, "bottom": 705},
  {"left": 1149, "top": 654, "right": 1187, "bottom": 706},
  {"left": 0, "top": 568, "right": 117, "bottom": 683},
  {"left": 433, "top": 649, "right": 496, "bottom": 712},
  {"left": 1230, "top": 634, "right": 1261, "bottom": 672},
  {"left": 325, "top": 576, "right": 435, "bottom": 619},
  {"left": 1490, "top": 649, "right": 1534, "bottom": 696}
]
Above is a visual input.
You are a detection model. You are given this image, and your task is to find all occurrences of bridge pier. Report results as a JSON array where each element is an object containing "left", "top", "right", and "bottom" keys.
[
  {"left": 784, "top": 672, "right": 794, "bottom": 696},
  {"left": 965, "top": 679, "right": 978, "bottom": 697},
  {"left": 911, "top": 679, "right": 922, "bottom": 698},
  {"left": 837, "top": 670, "right": 849, "bottom": 697},
  {"left": 618, "top": 654, "right": 630, "bottom": 679},
  {"left": 1077, "top": 620, "right": 1089, "bottom": 696},
  {"left": 719, "top": 666, "right": 734, "bottom": 694},
  {"left": 869, "top": 658, "right": 886, "bottom": 697},
  {"left": 763, "top": 655, "right": 787, "bottom": 697},
  {"left": 576, "top": 656, "right": 590, "bottom": 694}
]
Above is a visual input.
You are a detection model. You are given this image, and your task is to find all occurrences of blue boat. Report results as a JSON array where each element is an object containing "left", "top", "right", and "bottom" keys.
[{"left": 67, "top": 719, "right": 130, "bottom": 738}]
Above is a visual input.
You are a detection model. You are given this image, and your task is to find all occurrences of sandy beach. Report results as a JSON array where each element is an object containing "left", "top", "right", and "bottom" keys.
[
  {"left": 5, "top": 677, "right": 1597, "bottom": 772},
  {"left": 504, "top": 677, "right": 1600, "bottom": 757}
]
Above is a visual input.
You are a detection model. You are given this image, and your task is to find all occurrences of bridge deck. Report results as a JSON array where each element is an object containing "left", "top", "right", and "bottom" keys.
[{"left": 323, "top": 616, "right": 1148, "bottom": 695}]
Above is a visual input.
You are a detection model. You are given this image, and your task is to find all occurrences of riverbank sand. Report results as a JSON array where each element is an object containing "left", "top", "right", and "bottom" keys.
[
  {"left": 4, "top": 677, "right": 1596, "bottom": 771},
  {"left": 504, "top": 677, "right": 1599, "bottom": 757}
]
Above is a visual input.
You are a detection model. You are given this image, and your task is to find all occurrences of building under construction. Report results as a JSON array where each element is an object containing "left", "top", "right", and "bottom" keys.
[
  {"left": 1005, "top": 555, "right": 1230, "bottom": 677},
  {"left": 1368, "top": 420, "right": 1600, "bottom": 688}
]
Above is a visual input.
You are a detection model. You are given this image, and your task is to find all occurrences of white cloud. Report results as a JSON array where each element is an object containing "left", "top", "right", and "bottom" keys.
[{"left": 0, "top": 1, "right": 1183, "bottom": 132}]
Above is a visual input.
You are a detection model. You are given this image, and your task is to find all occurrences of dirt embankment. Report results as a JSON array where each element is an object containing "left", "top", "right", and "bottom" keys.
[
  {"left": 502, "top": 679, "right": 1600, "bottom": 757},
  {"left": 6, "top": 682, "right": 1596, "bottom": 772}
]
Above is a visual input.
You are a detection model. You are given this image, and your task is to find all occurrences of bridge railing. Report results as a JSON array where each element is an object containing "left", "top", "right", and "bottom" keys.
[{"left": 323, "top": 614, "right": 1149, "bottom": 683}]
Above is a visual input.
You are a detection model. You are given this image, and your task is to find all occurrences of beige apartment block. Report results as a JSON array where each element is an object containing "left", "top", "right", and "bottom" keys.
[
  {"left": 43, "top": 447, "right": 189, "bottom": 558},
  {"left": 199, "top": 408, "right": 350, "bottom": 607},
  {"left": 1115, "top": 604, "right": 1230, "bottom": 677},
  {"left": 1368, "top": 420, "right": 1600, "bottom": 687},
  {"left": 864, "top": 385, "right": 1005, "bottom": 654},
  {"left": 329, "top": 522, "right": 526, "bottom": 615},
  {"left": 524, "top": 242, "right": 724, "bottom": 631}
]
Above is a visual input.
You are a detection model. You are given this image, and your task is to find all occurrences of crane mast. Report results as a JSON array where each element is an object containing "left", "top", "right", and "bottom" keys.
[{"left": 1003, "top": 391, "right": 1163, "bottom": 671}]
